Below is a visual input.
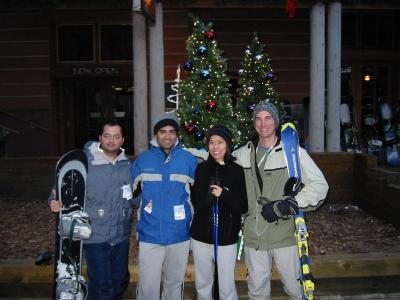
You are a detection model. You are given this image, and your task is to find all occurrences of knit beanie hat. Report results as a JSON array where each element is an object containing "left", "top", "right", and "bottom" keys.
[
  {"left": 252, "top": 100, "right": 280, "bottom": 127},
  {"left": 206, "top": 125, "right": 233, "bottom": 150},
  {"left": 153, "top": 112, "right": 180, "bottom": 135}
]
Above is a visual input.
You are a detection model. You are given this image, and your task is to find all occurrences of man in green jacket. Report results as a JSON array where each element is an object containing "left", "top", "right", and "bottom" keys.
[{"left": 233, "top": 100, "right": 328, "bottom": 299}]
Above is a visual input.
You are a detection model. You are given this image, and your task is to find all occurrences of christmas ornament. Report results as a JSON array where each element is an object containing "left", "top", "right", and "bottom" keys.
[
  {"left": 194, "top": 131, "right": 205, "bottom": 141},
  {"left": 197, "top": 45, "right": 208, "bottom": 56},
  {"left": 266, "top": 71, "right": 275, "bottom": 81},
  {"left": 206, "top": 100, "right": 217, "bottom": 111},
  {"left": 185, "top": 123, "right": 198, "bottom": 135},
  {"left": 247, "top": 103, "right": 256, "bottom": 112},
  {"left": 200, "top": 69, "right": 210, "bottom": 79},
  {"left": 248, "top": 86, "right": 255, "bottom": 92},
  {"left": 238, "top": 69, "right": 244, "bottom": 75},
  {"left": 255, "top": 54, "right": 263, "bottom": 61},
  {"left": 183, "top": 61, "right": 194, "bottom": 71},
  {"left": 287, "top": 0, "right": 295, "bottom": 18},
  {"left": 245, "top": 49, "right": 251, "bottom": 55},
  {"left": 193, "top": 107, "right": 201, "bottom": 116},
  {"left": 204, "top": 31, "right": 215, "bottom": 41}
]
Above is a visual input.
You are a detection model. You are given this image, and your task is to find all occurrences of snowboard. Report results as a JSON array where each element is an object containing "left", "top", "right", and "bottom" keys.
[
  {"left": 379, "top": 102, "right": 400, "bottom": 167},
  {"left": 53, "top": 149, "right": 90, "bottom": 300},
  {"left": 281, "top": 122, "right": 315, "bottom": 300},
  {"left": 340, "top": 103, "right": 361, "bottom": 153}
]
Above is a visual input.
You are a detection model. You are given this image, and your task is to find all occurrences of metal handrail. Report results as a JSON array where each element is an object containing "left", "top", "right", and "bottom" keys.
[
  {"left": 0, "top": 110, "right": 51, "bottom": 134},
  {"left": 0, "top": 124, "right": 20, "bottom": 135}
]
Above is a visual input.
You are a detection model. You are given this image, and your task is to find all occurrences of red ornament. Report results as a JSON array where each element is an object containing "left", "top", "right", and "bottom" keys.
[
  {"left": 206, "top": 100, "right": 217, "bottom": 112},
  {"left": 185, "top": 123, "right": 198, "bottom": 135},
  {"left": 286, "top": 0, "right": 295, "bottom": 18},
  {"left": 205, "top": 30, "right": 216, "bottom": 41}
]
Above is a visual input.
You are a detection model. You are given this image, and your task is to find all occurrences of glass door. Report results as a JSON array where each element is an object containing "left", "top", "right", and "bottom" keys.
[{"left": 58, "top": 79, "right": 134, "bottom": 154}]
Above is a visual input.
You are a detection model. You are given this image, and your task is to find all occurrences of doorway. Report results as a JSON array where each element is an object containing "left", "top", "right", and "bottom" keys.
[{"left": 56, "top": 78, "right": 134, "bottom": 154}]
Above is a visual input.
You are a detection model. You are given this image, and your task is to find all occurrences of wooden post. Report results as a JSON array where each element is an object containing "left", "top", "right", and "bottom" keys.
[
  {"left": 327, "top": 2, "right": 342, "bottom": 152},
  {"left": 149, "top": 1, "right": 165, "bottom": 127},
  {"left": 132, "top": 9, "right": 148, "bottom": 155},
  {"left": 309, "top": 2, "right": 326, "bottom": 153}
]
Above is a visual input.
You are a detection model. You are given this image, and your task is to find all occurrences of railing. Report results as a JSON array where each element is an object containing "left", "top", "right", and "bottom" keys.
[
  {"left": 0, "top": 110, "right": 51, "bottom": 134},
  {"left": 0, "top": 124, "right": 20, "bottom": 142}
]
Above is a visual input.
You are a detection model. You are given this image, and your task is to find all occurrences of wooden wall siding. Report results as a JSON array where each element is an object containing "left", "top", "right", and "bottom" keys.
[
  {"left": 0, "top": 12, "right": 51, "bottom": 111},
  {"left": 163, "top": 8, "right": 311, "bottom": 104},
  {"left": 311, "top": 152, "right": 355, "bottom": 204}
]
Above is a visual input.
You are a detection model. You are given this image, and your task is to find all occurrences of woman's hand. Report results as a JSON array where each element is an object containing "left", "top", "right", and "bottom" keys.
[{"left": 210, "top": 185, "right": 223, "bottom": 197}]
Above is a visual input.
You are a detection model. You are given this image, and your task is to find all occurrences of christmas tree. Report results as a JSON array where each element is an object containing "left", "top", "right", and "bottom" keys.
[
  {"left": 177, "top": 17, "right": 236, "bottom": 149},
  {"left": 235, "top": 32, "right": 283, "bottom": 144}
]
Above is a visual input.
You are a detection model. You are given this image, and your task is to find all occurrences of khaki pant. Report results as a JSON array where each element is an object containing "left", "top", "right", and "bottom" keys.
[
  {"left": 136, "top": 240, "right": 190, "bottom": 300},
  {"left": 191, "top": 238, "right": 238, "bottom": 300},
  {"left": 245, "top": 245, "right": 302, "bottom": 300}
]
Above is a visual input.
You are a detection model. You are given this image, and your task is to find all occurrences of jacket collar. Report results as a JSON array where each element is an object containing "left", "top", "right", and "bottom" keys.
[{"left": 85, "top": 141, "right": 128, "bottom": 165}]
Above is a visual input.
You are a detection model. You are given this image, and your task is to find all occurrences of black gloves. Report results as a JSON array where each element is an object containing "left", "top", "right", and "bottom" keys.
[
  {"left": 284, "top": 177, "right": 304, "bottom": 197},
  {"left": 261, "top": 197, "right": 299, "bottom": 223}
]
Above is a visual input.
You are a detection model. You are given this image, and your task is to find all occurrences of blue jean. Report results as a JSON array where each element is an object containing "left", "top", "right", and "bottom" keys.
[{"left": 84, "top": 240, "right": 130, "bottom": 300}]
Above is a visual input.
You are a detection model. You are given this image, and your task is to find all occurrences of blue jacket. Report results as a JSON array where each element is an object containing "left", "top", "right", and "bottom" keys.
[
  {"left": 132, "top": 139, "right": 198, "bottom": 245},
  {"left": 84, "top": 142, "right": 134, "bottom": 245}
]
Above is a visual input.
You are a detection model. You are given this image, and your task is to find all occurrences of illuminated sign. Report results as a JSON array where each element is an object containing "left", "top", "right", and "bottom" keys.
[{"left": 72, "top": 66, "right": 120, "bottom": 76}]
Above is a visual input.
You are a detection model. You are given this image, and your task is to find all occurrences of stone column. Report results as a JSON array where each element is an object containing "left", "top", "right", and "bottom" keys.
[
  {"left": 149, "top": 1, "right": 165, "bottom": 127},
  {"left": 133, "top": 11, "right": 148, "bottom": 155},
  {"left": 309, "top": 2, "right": 326, "bottom": 152},
  {"left": 326, "top": 2, "right": 342, "bottom": 152}
]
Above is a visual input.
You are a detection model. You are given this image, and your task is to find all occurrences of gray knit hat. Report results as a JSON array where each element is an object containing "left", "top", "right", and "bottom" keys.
[
  {"left": 153, "top": 112, "right": 180, "bottom": 135},
  {"left": 252, "top": 100, "right": 280, "bottom": 127}
]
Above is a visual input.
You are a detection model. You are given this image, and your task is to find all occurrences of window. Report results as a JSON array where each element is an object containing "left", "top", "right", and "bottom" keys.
[
  {"left": 57, "top": 25, "right": 94, "bottom": 62},
  {"left": 100, "top": 25, "right": 132, "bottom": 61},
  {"left": 342, "top": 13, "right": 358, "bottom": 47},
  {"left": 361, "top": 13, "right": 394, "bottom": 48}
]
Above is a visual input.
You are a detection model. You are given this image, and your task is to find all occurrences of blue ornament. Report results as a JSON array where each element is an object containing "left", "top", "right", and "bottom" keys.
[
  {"left": 247, "top": 103, "right": 256, "bottom": 112},
  {"left": 183, "top": 61, "right": 194, "bottom": 71},
  {"left": 200, "top": 69, "right": 210, "bottom": 79},
  {"left": 194, "top": 131, "right": 205, "bottom": 141},
  {"left": 266, "top": 71, "right": 275, "bottom": 81},
  {"left": 197, "top": 45, "right": 208, "bottom": 56},
  {"left": 193, "top": 107, "right": 201, "bottom": 116}
]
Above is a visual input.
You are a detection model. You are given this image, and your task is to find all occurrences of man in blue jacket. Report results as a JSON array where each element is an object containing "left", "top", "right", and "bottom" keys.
[
  {"left": 132, "top": 112, "right": 198, "bottom": 300},
  {"left": 49, "top": 120, "right": 134, "bottom": 300}
]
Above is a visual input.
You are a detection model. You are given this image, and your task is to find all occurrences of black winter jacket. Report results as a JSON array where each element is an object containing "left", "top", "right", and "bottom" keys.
[{"left": 190, "top": 158, "right": 248, "bottom": 245}]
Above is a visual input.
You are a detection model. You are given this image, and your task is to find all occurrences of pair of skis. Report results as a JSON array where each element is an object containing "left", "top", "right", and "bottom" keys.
[{"left": 281, "top": 122, "right": 315, "bottom": 300}]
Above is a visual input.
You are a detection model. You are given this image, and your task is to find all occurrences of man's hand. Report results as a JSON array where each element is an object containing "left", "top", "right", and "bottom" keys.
[
  {"left": 261, "top": 197, "right": 299, "bottom": 223},
  {"left": 50, "top": 200, "right": 62, "bottom": 212},
  {"left": 49, "top": 189, "right": 62, "bottom": 212}
]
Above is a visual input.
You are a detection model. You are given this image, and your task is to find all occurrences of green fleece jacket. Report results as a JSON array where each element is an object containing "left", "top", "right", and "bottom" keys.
[{"left": 233, "top": 139, "right": 329, "bottom": 251}]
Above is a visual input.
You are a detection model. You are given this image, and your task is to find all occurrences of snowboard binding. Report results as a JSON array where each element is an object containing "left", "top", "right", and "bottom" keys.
[{"left": 59, "top": 211, "right": 92, "bottom": 241}]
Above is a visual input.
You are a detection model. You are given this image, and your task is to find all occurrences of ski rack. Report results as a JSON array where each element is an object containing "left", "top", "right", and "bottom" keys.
[{"left": 294, "top": 211, "right": 315, "bottom": 300}]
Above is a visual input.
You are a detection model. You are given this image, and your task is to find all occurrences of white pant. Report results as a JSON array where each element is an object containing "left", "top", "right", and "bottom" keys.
[
  {"left": 191, "top": 238, "right": 238, "bottom": 300},
  {"left": 136, "top": 240, "right": 190, "bottom": 300},
  {"left": 245, "top": 245, "right": 302, "bottom": 300}
]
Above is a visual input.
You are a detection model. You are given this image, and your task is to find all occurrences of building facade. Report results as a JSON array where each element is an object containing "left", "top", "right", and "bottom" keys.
[{"left": 0, "top": 0, "right": 399, "bottom": 157}]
